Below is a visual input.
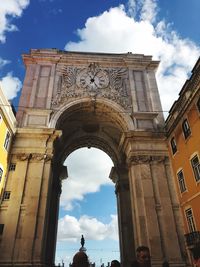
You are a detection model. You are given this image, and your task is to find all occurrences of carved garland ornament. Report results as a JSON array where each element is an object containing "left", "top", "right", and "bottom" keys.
[
  {"left": 129, "top": 155, "right": 168, "bottom": 165},
  {"left": 16, "top": 153, "right": 53, "bottom": 162},
  {"left": 51, "top": 63, "right": 132, "bottom": 110}
]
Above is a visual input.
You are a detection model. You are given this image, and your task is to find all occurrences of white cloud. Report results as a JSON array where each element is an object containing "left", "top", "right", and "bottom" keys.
[
  {"left": 127, "top": 0, "right": 137, "bottom": 17},
  {"left": 60, "top": 148, "right": 113, "bottom": 210},
  {"left": 57, "top": 214, "right": 118, "bottom": 242},
  {"left": 64, "top": 0, "right": 200, "bottom": 115},
  {"left": 0, "top": 72, "right": 22, "bottom": 100},
  {"left": 0, "top": 58, "right": 10, "bottom": 68},
  {"left": 0, "top": 0, "right": 30, "bottom": 43},
  {"left": 140, "top": 0, "right": 158, "bottom": 23},
  {"left": 128, "top": 0, "right": 158, "bottom": 23},
  {"left": 0, "top": 1, "right": 29, "bottom": 100}
]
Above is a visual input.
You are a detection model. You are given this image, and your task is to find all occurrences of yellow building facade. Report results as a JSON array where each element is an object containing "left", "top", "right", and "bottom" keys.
[
  {"left": 0, "top": 86, "right": 16, "bottom": 198},
  {"left": 166, "top": 58, "right": 200, "bottom": 251}
]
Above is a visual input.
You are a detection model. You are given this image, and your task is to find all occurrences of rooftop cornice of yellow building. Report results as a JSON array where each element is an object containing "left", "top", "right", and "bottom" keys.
[
  {"left": 165, "top": 57, "right": 200, "bottom": 135},
  {"left": 0, "top": 85, "right": 17, "bottom": 134}
]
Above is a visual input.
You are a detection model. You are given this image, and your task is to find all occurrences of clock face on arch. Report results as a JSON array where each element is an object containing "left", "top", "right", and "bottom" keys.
[{"left": 76, "top": 69, "right": 109, "bottom": 89}]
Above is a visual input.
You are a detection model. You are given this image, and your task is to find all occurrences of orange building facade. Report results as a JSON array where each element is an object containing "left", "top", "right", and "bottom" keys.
[{"left": 165, "top": 58, "right": 200, "bottom": 253}]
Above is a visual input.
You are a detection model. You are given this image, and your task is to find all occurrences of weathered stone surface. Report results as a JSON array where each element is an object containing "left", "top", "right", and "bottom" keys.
[{"left": 0, "top": 50, "right": 187, "bottom": 267}]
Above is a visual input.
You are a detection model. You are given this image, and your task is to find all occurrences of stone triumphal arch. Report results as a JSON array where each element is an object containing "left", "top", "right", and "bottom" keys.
[{"left": 0, "top": 49, "right": 188, "bottom": 267}]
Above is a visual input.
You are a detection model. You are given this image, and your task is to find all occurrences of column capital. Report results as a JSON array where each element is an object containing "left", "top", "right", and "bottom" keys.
[
  {"left": 127, "top": 154, "right": 169, "bottom": 166},
  {"left": 31, "top": 153, "right": 53, "bottom": 162},
  {"left": 16, "top": 153, "right": 32, "bottom": 161},
  {"left": 16, "top": 153, "right": 53, "bottom": 162}
]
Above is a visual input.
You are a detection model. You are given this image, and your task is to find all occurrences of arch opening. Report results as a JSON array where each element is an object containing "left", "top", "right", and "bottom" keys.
[{"left": 55, "top": 147, "right": 120, "bottom": 266}]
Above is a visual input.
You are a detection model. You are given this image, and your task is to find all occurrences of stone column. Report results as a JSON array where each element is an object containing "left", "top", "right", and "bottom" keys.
[
  {"left": 110, "top": 166, "right": 135, "bottom": 267},
  {"left": 0, "top": 128, "right": 61, "bottom": 267},
  {"left": 128, "top": 155, "right": 187, "bottom": 267},
  {"left": 128, "top": 155, "right": 164, "bottom": 266},
  {"left": 44, "top": 163, "right": 68, "bottom": 265}
]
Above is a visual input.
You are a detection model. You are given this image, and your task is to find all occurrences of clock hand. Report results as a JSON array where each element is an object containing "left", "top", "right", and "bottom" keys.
[
  {"left": 94, "top": 81, "right": 98, "bottom": 87},
  {"left": 88, "top": 72, "right": 96, "bottom": 85},
  {"left": 88, "top": 72, "right": 93, "bottom": 79},
  {"left": 89, "top": 71, "right": 98, "bottom": 79}
]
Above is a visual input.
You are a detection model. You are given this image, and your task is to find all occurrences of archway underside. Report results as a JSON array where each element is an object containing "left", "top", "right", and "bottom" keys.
[{"left": 54, "top": 100, "right": 131, "bottom": 166}]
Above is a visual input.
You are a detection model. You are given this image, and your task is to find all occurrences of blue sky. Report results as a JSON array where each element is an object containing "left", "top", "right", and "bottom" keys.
[
  {"left": 57, "top": 148, "right": 117, "bottom": 265},
  {"left": 0, "top": 0, "right": 200, "bottom": 266}
]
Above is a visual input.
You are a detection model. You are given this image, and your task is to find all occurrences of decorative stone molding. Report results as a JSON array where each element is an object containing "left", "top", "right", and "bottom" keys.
[
  {"left": 30, "top": 153, "right": 46, "bottom": 161},
  {"left": 150, "top": 156, "right": 168, "bottom": 163},
  {"left": 16, "top": 153, "right": 31, "bottom": 161},
  {"left": 30, "top": 153, "right": 53, "bottom": 162},
  {"left": 128, "top": 155, "right": 168, "bottom": 165},
  {"left": 16, "top": 153, "right": 53, "bottom": 162},
  {"left": 51, "top": 63, "right": 132, "bottom": 110},
  {"left": 172, "top": 204, "right": 180, "bottom": 210},
  {"left": 44, "top": 154, "right": 53, "bottom": 162},
  {"left": 128, "top": 155, "right": 151, "bottom": 165}
]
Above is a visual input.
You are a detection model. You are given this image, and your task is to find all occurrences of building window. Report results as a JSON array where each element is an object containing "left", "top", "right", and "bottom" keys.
[
  {"left": 4, "top": 131, "right": 11, "bottom": 151},
  {"left": 170, "top": 137, "right": 177, "bottom": 154},
  {"left": 0, "top": 168, "right": 3, "bottom": 183},
  {"left": 182, "top": 119, "right": 191, "bottom": 139},
  {"left": 191, "top": 155, "right": 200, "bottom": 182},
  {"left": 3, "top": 191, "right": 11, "bottom": 201},
  {"left": 197, "top": 97, "right": 200, "bottom": 113},
  {"left": 9, "top": 163, "right": 16, "bottom": 171},
  {"left": 0, "top": 224, "right": 4, "bottom": 235},
  {"left": 185, "top": 208, "right": 196, "bottom": 232},
  {"left": 177, "top": 170, "right": 187, "bottom": 193}
]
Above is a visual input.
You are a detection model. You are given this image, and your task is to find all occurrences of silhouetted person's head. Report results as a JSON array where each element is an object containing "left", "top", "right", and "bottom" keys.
[
  {"left": 191, "top": 243, "right": 200, "bottom": 267},
  {"left": 162, "top": 260, "right": 169, "bottom": 267},
  {"left": 136, "top": 246, "right": 151, "bottom": 267},
  {"left": 111, "top": 260, "right": 120, "bottom": 267},
  {"left": 72, "top": 251, "right": 89, "bottom": 267}
]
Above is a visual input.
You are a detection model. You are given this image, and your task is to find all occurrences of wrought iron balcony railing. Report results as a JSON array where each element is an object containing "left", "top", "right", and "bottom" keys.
[{"left": 184, "top": 231, "right": 200, "bottom": 247}]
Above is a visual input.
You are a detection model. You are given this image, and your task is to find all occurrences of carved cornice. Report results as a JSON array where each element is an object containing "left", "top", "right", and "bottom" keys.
[{"left": 24, "top": 49, "right": 158, "bottom": 68}]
